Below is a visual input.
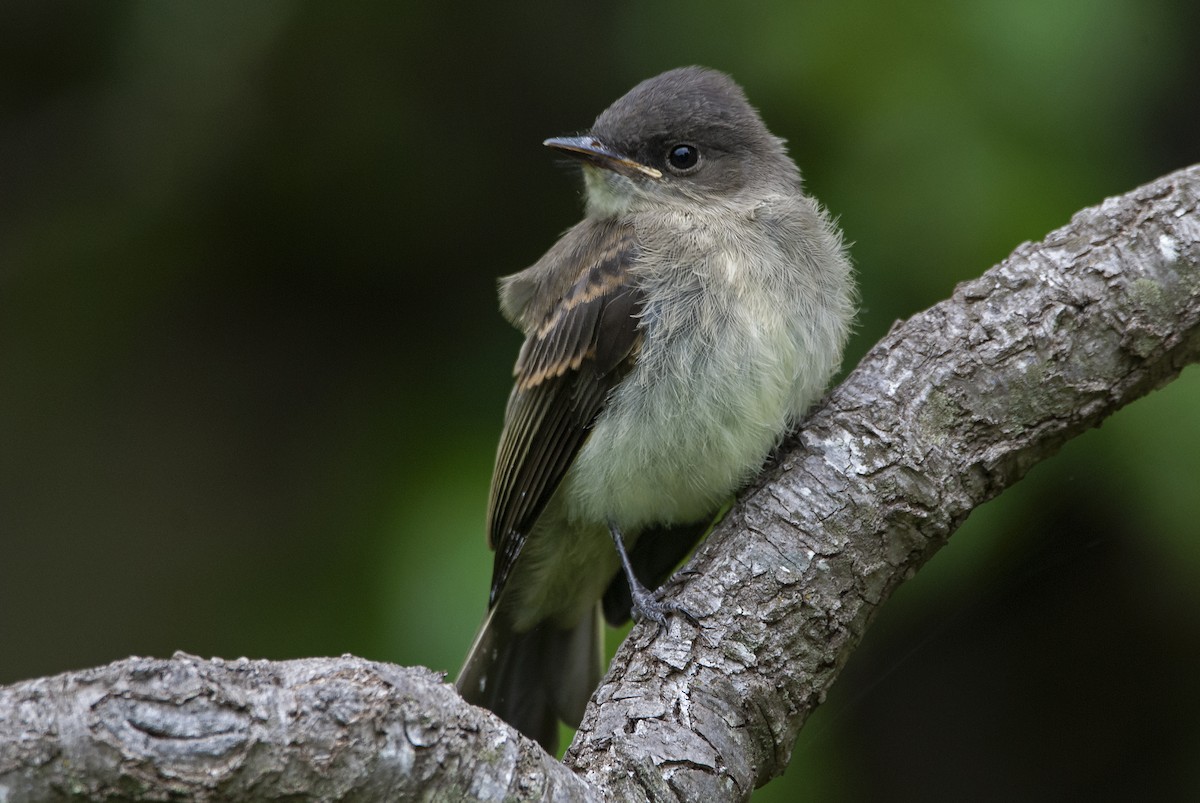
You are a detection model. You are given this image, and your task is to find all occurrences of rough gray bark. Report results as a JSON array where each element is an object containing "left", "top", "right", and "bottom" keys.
[
  {"left": 2, "top": 165, "right": 1198, "bottom": 802},
  {"left": 0, "top": 654, "right": 591, "bottom": 802}
]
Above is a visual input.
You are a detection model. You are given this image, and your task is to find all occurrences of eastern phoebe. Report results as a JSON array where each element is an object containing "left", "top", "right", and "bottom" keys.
[{"left": 456, "top": 66, "right": 855, "bottom": 752}]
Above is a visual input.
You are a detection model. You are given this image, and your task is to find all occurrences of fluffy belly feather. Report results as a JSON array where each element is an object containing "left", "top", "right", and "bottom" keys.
[{"left": 561, "top": 295, "right": 809, "bottom": 530}]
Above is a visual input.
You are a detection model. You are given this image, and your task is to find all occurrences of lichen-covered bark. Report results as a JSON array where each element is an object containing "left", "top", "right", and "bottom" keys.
[{"left": 1, "top": 165, "right": 1198, "bottom": 802}]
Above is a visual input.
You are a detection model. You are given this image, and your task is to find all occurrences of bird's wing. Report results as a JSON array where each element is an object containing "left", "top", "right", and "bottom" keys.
[{"left": 486, "top": 220, "right": 643, "bottom": 606}]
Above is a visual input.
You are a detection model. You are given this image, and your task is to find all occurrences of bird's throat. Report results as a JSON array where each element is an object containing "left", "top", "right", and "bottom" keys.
[{"left": 582, "top": 166, "right": 638, "bottom": 219}]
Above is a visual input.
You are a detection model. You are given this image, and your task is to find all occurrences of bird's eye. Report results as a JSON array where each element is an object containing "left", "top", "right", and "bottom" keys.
[{"left": 666, "top": 144, "right": 700, "bottom": 173}]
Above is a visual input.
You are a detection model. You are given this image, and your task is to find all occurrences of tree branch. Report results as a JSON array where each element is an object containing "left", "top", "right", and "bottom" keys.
[
  {"left": 2, "top": 165, "right": 1198, "bottom": 802},
  {"left": 0, "top": 654, "right": 593, "bottom": 802},
  {"left": 569, "top": 166, "right": 1200, "bottom": 799}
]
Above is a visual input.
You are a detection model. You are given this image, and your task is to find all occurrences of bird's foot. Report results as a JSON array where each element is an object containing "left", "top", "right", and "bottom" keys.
[
  {"left": 628, "top": 581, "right": 699, "bottom": 628},
  {"left": 608, "top": 520, "right": 700, "bottom": 629}
]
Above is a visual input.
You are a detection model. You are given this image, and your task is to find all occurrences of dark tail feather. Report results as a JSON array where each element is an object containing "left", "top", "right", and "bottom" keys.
[{"left": 456, "top": 605, "right": 601, "bottom": 754}]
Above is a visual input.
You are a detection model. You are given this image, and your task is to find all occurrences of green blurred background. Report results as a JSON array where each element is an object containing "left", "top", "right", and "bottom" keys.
[{"left": 2, "top": 1, "right": 1199, "bottom": 799}]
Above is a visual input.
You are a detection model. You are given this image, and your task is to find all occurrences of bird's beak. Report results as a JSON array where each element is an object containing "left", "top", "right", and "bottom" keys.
[{"left": 543, "top": 136, "right": 663, "bottom": 180}]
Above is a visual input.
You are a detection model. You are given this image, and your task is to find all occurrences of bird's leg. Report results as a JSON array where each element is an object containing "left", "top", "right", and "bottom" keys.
[{"left": 607, "top": 520, "right": 696, "bottom": 627}]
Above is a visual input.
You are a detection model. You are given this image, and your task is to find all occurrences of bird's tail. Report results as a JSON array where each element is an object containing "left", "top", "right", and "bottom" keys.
[{"left": 455, "top": 604, "right": 601, "bottom": 753}]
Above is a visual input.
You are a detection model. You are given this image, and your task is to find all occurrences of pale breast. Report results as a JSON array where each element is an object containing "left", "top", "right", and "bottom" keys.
[
  {"left": 562, "top": 268, "right": 812, "bottom": 529},
  {"left": 561, "top": 197, "right": 851, "bottom": 531}
]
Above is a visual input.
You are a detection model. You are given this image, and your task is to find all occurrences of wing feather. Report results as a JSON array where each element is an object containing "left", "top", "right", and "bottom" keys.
[{"left": 486, "top": 220, "right": 642, "bottom": 604}]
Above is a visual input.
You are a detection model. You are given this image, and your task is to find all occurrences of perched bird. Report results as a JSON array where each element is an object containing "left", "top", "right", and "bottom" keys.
[{"left": 456, "top": 66, "right": 855, "bottom": 752}]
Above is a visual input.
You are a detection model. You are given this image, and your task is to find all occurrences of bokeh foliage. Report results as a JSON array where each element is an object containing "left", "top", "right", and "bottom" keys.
[{"left": 2, "top": 1, "right": 1198, "bottom": 799}]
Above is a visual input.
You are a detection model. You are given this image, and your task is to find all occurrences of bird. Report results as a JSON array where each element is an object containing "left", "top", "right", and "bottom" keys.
[{"left": 456, "top": 66, "right": 855, "bottom": 752}]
